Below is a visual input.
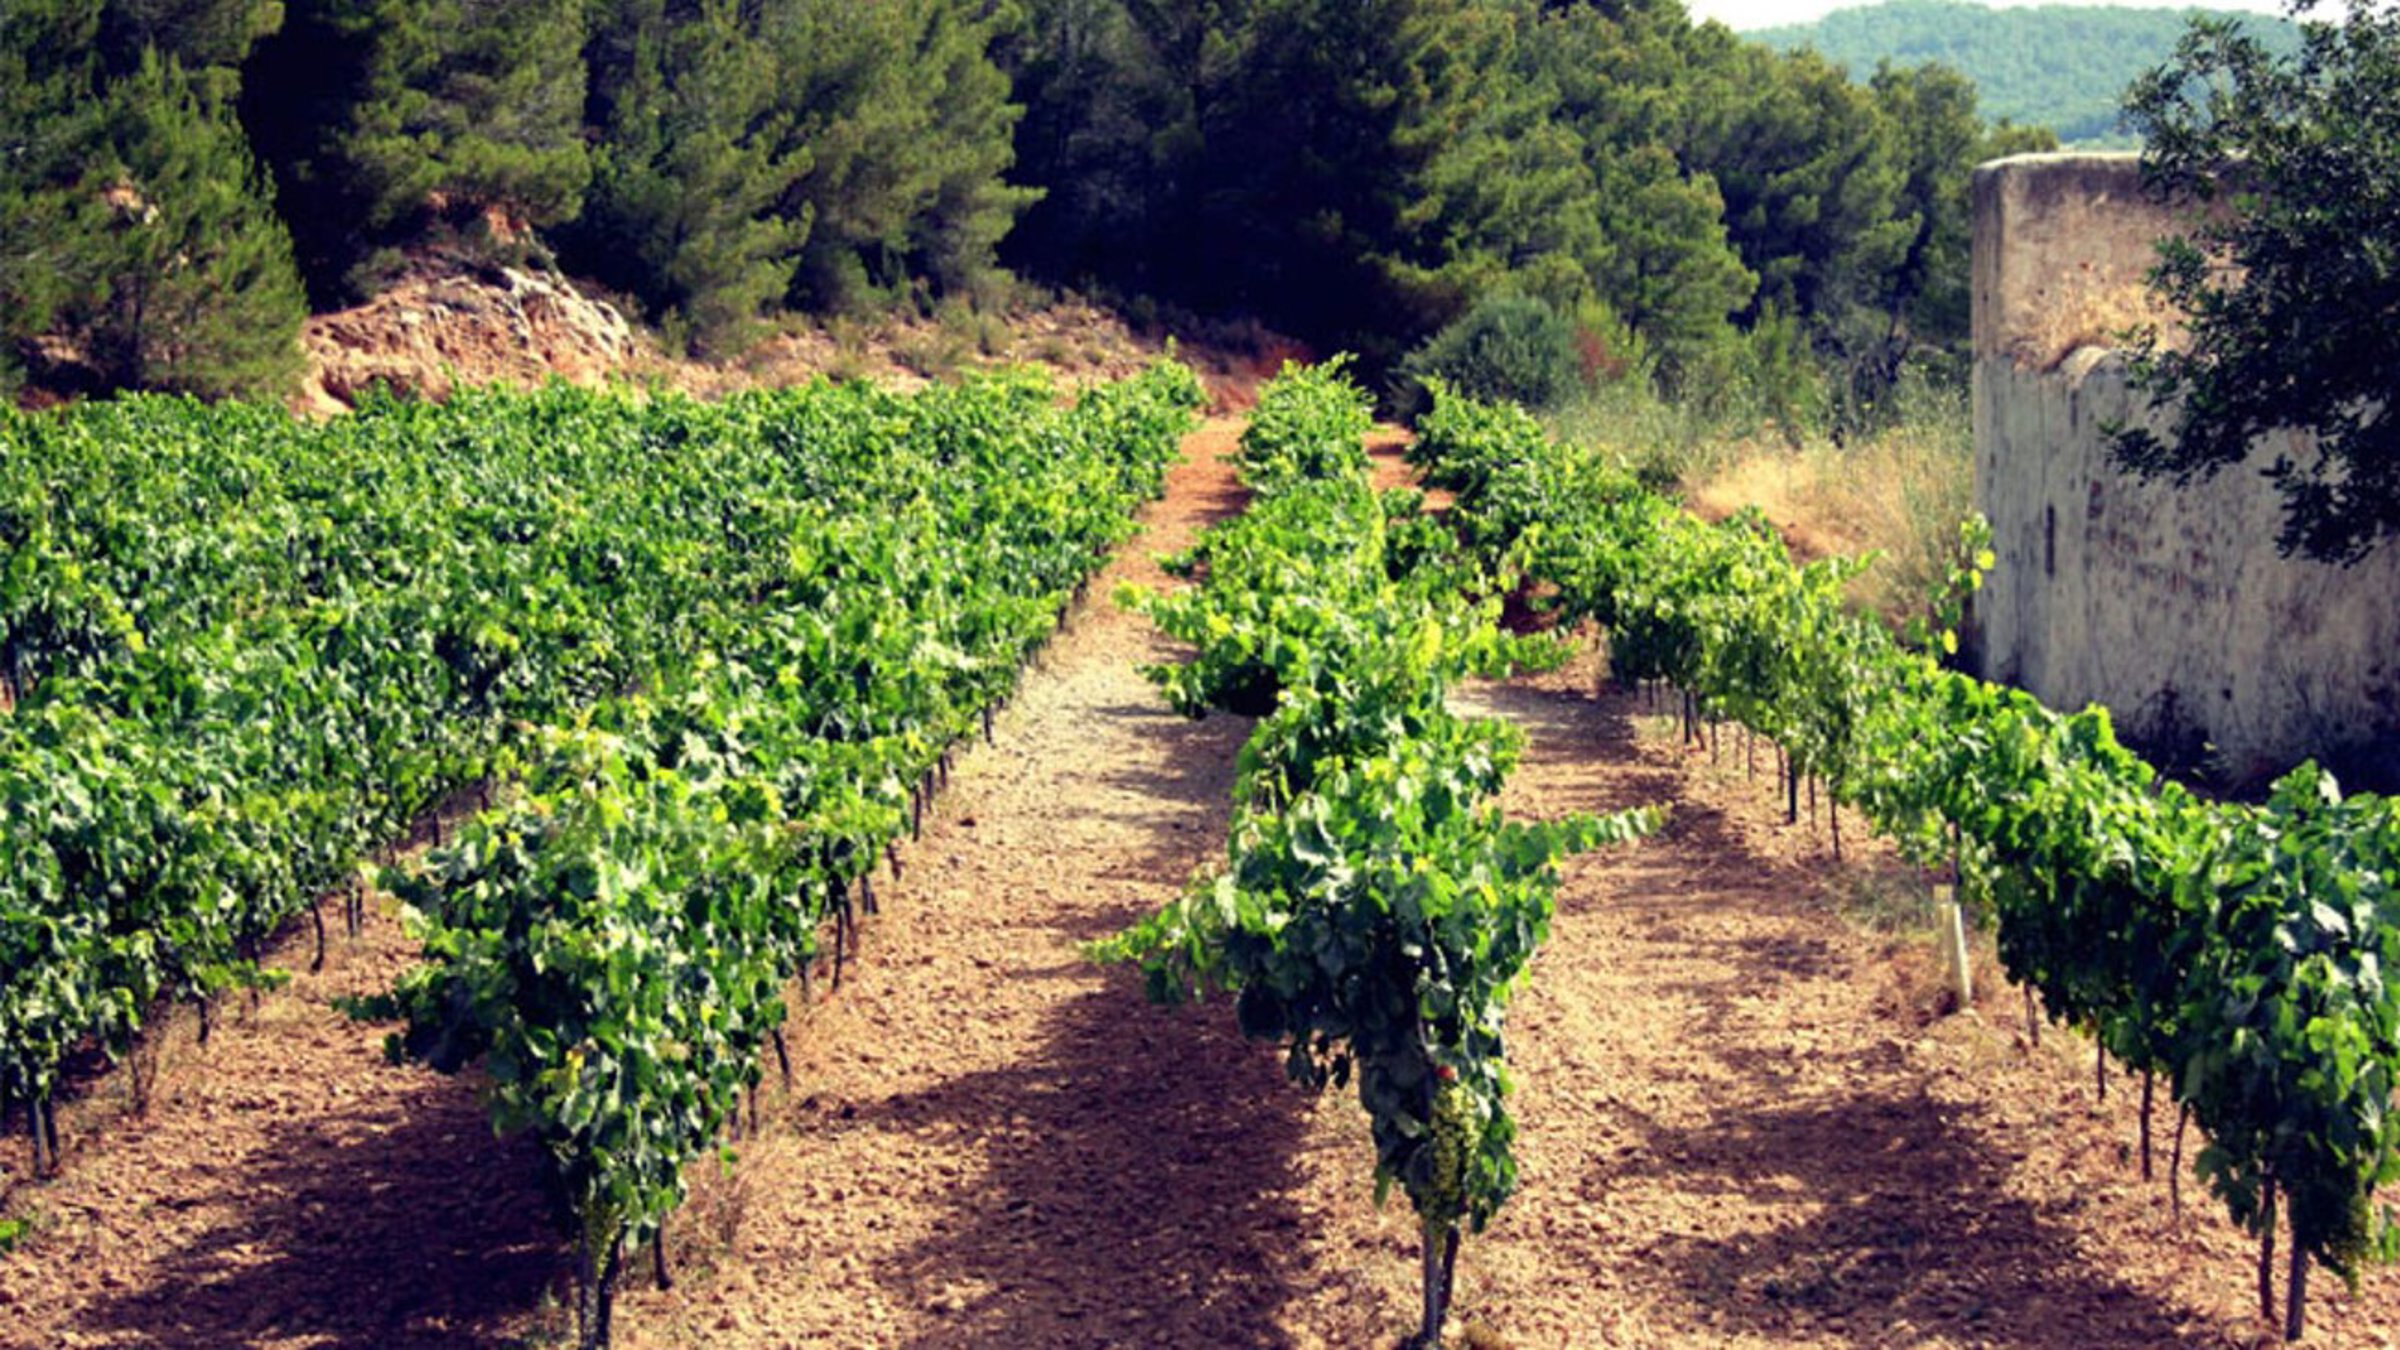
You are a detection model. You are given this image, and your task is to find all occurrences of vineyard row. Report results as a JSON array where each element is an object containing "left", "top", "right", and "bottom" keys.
[
  {"left": 0, "top": 365, "right": 1205, "bottom": 1348},
  {"left": 1099, "top": 360, "right": 1655, "bottom": 1348},
  {"left": 1409, "top": 383, "right": 2400, "bottom": 1340}
]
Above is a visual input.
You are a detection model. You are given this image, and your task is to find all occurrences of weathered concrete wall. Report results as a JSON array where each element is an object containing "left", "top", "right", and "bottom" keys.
[{"left": 1970, "top": 153, "right": 2400, "bottom": 789}]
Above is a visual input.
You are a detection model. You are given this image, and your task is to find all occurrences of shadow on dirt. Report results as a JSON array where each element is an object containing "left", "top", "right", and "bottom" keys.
[
  {"left": 820, "top": 975, "right": 1321, "bottom": 1350},
  {"left": 1600, "top": 1089, "right": 2206, "bottom": 1346},
  {"left": 1518, "top": 680, "right": 2215, "bottom": 1346},
  {"left": 72, "top": 1082, "right": 559, "bottom": 1349},
  {"left": 843, "top": 671, "right": 1316, "bottom": 1347}
]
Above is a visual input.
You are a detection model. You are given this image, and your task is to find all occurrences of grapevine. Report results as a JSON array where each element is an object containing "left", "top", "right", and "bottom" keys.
[
  {"left": 1100, "top": 361, "right": 1659, "bottom": 1347},
  {"left": 0, "top": 363, "right": 1205, "bottom": 1347},
  {"left": 1412, "top": 383, "right": 2400, "bottom": 1339}
]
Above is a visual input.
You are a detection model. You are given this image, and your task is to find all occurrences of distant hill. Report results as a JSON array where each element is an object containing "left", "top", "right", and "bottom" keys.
[{"left": 1751, "top": 0, "right": 2300, "bottom": 146}]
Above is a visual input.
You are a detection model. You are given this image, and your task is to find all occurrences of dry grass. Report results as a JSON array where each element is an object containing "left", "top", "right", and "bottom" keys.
[{"left": 1689, "top": 391, "right": 1974, "bottom": 629}]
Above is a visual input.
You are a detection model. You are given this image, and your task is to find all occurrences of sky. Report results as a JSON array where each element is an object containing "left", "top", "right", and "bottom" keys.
[{"left": 1691, "top": 0, "right": 2292, "bottom": 31}]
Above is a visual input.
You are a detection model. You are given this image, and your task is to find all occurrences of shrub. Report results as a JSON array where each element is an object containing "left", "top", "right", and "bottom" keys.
[{"left": 1399, "top": 291, "right": 1582, "bottom": 413}]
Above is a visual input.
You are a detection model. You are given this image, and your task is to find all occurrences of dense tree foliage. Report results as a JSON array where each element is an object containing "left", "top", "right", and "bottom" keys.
[
  {"left": 244, "top": 0, "right": 593, "bottom": 302},
  {"left": 562, "top": 0, "right": 799, "bottom": 351},
  {"left": 1005, "top": 0, "right": 2045, "bottom": 403},
  {"left": 764, "top": 0, "right": 1041, "bottom": 314},
  {"left": 2117, "top": 1, "right": 2400, "bottom": 564},
  {"left": 1, "top": 0, "right": 304, "bottom": 398},
  {"left": 1754, "top": 0, "right": 2300, "bottom": 146},
  {"left": 3, "top": 0, "right": 2048, "bottom": 400}
]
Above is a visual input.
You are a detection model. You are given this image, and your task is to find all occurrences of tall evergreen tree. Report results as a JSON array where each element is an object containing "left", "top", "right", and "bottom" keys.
[
  {"left": 244, "top": 0, "right": 590, "bottom": 302},
  {"left": 567, "top": 0, "right": 802, "bottom": 351},
  {"left": 997, "top": 0, "right": 1196, "bottom": 292},
  {"left": 765, "top": 0, "right": 1039, "bottom": 312},
  {"left": 906, "top": 0, "right": 1042, "bottom": 298},
  {"left": 1680, "top": 39, "right": 1914, "bottom": 332},
  {"left": 0, "top": 1, "right": 107, "bottom": 391},
  {"left": 1377, "top": 0, "right": 1606, "bottom": 324},
  {"left": 1870, "top": 61, "right": 2055, "bottom": 355},
  {"left": 78, "top": 49, "right": 307, "bottom": 395},
  {"left": 97, "top": 0, "right": 281, "bottom": 91},
  {"left": 1536, "top": 0, "right": 1756, "bottom": 367},
  {"left": 3, "top": 2, "right": 303, "bottom": 399},
  {"left": 1177, "top": 0, "right": 1516, "bottom": 352}
]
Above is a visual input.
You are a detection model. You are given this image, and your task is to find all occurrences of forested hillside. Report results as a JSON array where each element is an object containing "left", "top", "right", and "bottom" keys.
[
  {"left": 1752, "top": 0, "right": 2299, "bottom": 145},
  {"left": 0, "top": 0, "right": 2051, "bottom": 414}
]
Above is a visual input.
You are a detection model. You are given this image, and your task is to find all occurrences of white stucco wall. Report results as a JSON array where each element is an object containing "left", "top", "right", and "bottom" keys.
[{"left": 1970, "top": 155, "right": 2400, "bottom": 789}]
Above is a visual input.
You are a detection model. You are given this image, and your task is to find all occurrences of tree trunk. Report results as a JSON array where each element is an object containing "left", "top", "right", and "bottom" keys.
[
  {"left": 1439, "top": 1226, "right": 1461, "bottom": 1326},
  {"left": 2287, "top": 1229, "right": 2308, "bottom": 1342},
  {"left": 2258, "top": 1182, "right": 2278, "bottom": 1327},
  {"left": 1417, "top": 1223, "right": 1451, "bottom": 1349},
  {"left": 26, "top": 1093, "right": 48, "bottom": 1178},
  {"left": 576, "top": 1229, "right": 626, "bottom": 1350},
  {"left": 2171, "top": 1107, "right": 2189, "bottom": 1220},
  {"left": 832, "top": 903, "right": 848, "bottom": 989},
  {"left": 2095, "top": 1041, "right": 2107, "bottom": 1103},
  {"left": 2140, "top": 1070, "right": 2155, "bottom": 1181},
  {"left": 130, "top": 1041, "right": 156, "bottom": 1117}
]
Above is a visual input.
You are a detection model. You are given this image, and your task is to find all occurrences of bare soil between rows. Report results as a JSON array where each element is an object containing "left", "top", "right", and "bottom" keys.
[{"left": 6, "top": 419, "right": 2400, "bottom": 1347}]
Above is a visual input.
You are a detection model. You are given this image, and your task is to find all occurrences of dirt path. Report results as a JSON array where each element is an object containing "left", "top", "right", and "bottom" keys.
[
  {"left": 0, "top": 877, "right": 557, "bottom": 1345},
  {"left": 606, "top": 415, "right": 1314, "bottom": 1347},
  {"left": 1446, "top": 661, "right": 2234, "bottom": 1348},
  {"left": 13, "top": 416, "right": 2400, "bottom": 1348}
]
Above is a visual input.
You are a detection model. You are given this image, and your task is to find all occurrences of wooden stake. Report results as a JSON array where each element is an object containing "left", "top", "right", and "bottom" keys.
[{"left": 1935, "top": 888, "right": 1972, "bottom": 1010}]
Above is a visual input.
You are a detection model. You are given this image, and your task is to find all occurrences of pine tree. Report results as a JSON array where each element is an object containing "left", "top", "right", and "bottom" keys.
[
  {"left": 906, "top": 0, "right": 1042, "bottom": 299},
  {"left": 0, "top": 0, "right": 107, "bottom": 392},
  {"left": 1377, "top": 0, "right": 1608, "bottom": 329},
  {"left": 996, "top": 0, "right": 1195, "bottom": 292},
  {"left": 1535, "top": 1, "right": 1756, "bottom": 368},
  {"left": 243, "top": 0, "right": 590, "bottom": 301},
  {"left": 3, "top": 6, "right": 303, "bottom": 400},
  {"left": 1680, "top": 39, "right": 1914, "bottom": 334},
  {"left": 763, "top": 0, "right": 1037, "bottom": 313},
  {"left": 1869, "top": 61, "right": 2053, "bottom": 356},
  {"left": 76, "top": 49, "right": 308, "bottom": 397},
  {"left": 97, "top": 0, "right": 282, "bottom": 91},
  {"left": 567, "top": 0, "right": 803, "bottom": 352},
  {"left": 1181, "top": 0, "right": 1499, "bottom": 348}
]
